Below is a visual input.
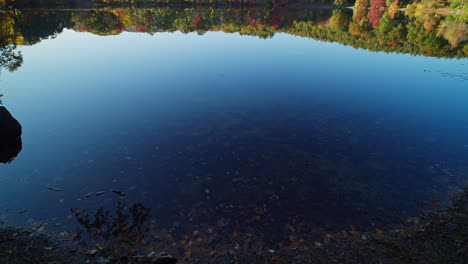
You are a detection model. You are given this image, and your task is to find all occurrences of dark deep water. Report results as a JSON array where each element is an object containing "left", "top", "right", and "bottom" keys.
[{"left": 0, "top": 6, "right": 467, "bottom": 252}]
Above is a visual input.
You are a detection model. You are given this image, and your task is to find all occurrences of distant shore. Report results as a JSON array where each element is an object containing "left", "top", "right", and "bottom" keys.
[
  {"left": 2, "top": 4, "right": 467, "bottom": 15},
  {"left": 347, "top": 6, "right": 468, "bottom": 15}
]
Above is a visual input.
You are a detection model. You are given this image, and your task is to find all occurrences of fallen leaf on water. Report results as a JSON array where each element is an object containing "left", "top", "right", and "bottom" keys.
[
  {"left": 127, "top": 247, "right": 138, "bottom": 253},
  {"left": 87, "top": 249, "right": 98, "bottom": 255},
  {"left": 66, "top": 233, "right": 79, "bottom": 241},
  {"left": 45, "top": 186, "right": 61, "bottom": 191},
  {"left": 111, "top": 189, "right": 126, "bottom": 197},
  {"left": 70, "top": 208, "right": 83, "bottom": 214}
]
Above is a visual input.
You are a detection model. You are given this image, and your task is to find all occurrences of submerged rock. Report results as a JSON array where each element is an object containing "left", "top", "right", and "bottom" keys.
[
  {"left": 153, "top": 252, "right": 177, "bottom": 264},
  {"left": 0, "top": 106, "right": 22, "bottom": 163},
  {"left": 119, "top": 252, "right": 177, "bottom": 264}
]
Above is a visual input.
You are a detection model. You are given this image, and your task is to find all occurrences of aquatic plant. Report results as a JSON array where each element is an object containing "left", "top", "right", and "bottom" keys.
[{"left": 72, "top": 202, "right": 151, "bottom": 258}]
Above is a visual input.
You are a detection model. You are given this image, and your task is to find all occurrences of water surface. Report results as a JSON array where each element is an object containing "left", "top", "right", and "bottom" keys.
[{"left": 0, "top": 6, "right": 467, "bottom": 251}]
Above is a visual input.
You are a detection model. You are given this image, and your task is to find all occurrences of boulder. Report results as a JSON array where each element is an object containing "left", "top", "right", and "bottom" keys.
[{"left": 0, "top": 106, "right": 22, "bottom": 163}]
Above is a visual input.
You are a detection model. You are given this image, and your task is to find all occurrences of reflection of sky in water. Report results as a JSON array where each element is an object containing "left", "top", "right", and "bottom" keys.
[{"left": 0, "top": 29, "right": 467, "bottom": 236}]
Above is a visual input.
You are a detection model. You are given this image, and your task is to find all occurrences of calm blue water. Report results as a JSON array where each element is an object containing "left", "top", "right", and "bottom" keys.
[{"left": 0, "top": 28, "right": 467, "bottom": 243}]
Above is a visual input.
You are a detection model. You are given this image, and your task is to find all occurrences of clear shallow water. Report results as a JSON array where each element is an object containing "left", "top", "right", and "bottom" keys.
[{"left": 0, "top": 15, "right": 468, "bottom": 247}]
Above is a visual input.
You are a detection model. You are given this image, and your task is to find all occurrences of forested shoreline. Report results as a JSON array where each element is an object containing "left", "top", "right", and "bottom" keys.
[{"left": 0, "top": 0, "right": 467, "bottom": 10}]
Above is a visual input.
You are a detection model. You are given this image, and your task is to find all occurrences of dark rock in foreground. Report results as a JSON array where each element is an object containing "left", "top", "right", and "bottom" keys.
[{"left": 0, "top": 106, "right": 22, "bottom": 163}]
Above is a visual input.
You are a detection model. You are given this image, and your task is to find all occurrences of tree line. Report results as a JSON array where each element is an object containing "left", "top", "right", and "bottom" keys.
[{"left": 1, "top": 0, "right": 467, "bottom": 9}]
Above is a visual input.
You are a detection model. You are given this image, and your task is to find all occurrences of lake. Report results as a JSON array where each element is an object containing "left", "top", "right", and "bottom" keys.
[{"left": 0, "top": 4, "right": 467, "bottom": 261}]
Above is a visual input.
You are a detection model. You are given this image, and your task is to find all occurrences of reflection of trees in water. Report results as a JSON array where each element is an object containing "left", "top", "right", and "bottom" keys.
[
  {"left": 71, "top": 202, "right": 153, "bottom": 258},
  {"left": 35, "top": 7, "right": 468, "bottom": 57},
  {"left": 0, "top": 10, "right": 24, "bottom": 104},
  {"left": 0, "top": 45, "right": 23, "bottom": 74},
  {"left": 0, "top": 9, "right": 76, "bottom": 76},
  {"left": 0, "top": 44, "right": 23, "bottom": 104},
  {"left": 0, "top": 6, "right": 467, "bottom": 62},
  {"left": 0, "top": 11, "right": 24, "bottom": 77},
  {"left": 0, "top": 46, "right": 23, "bottom": 107}
]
